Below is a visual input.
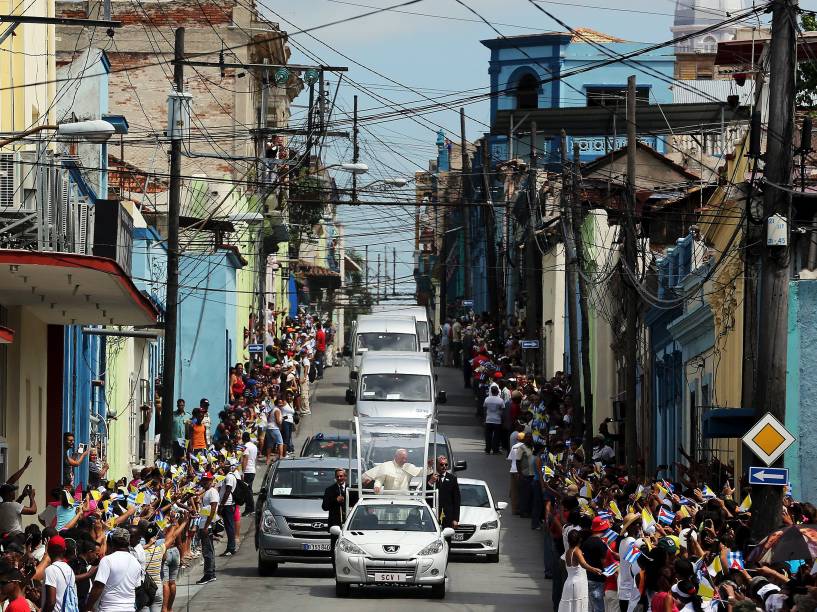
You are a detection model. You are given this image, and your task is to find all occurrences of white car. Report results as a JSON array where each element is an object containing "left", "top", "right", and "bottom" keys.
[
  {"left": 330, "top": 496, "right": 454, "bottom": 599},
  {"left": 449, "top": 478, "right": 506, "bottom": 562}
]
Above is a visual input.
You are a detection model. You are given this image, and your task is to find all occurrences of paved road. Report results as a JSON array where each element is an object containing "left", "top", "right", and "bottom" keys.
[{"left": 176, "top": 366, "right": 550, "bottom": 610}]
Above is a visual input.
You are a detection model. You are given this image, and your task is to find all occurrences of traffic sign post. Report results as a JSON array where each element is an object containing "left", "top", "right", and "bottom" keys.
[
  {"left": 748, "top": 466, "right": 789, "bottom": 486},
  {"left": 741, "top": 412, "right": 795, "bottom": 467},
  {"left": 248, "top": 343, "right": 264, "bottom": 353},
  {"left": 462, "top": 299, "right": 474, "bottom": 308},
  {"left": 520, "top": 339, "right": 540, "bottom": 350}
]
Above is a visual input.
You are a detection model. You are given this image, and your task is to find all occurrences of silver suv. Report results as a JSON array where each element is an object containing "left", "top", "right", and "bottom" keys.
[{"left": 254, "top": 457, "right": 353, "bottom": 575}]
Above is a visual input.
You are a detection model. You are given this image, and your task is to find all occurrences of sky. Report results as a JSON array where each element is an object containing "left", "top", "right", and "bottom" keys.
[{"left": 256, "top": 0, "right": 807, "bottom": 298}]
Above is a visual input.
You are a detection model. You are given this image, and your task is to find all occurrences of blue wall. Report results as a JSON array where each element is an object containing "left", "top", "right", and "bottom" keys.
[
  {"left": 786, "top": 280, "right": 817, "bottom": 503},
  {"left": 177, "top": 250, "right": 243, "bottom": 412}
]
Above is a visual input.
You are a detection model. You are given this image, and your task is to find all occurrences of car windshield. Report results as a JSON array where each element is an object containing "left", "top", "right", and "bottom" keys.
[
  {"left": 357, "top": 332, "right": 416, "bottom": 352},
  {"left": 302, "top": 437, "right": 355, "bottom": 458},
  {"left": 348, "top": 504, "right": 436, "bottom": 532},
  {"left": 269, "top": 467, "right": 357, "bottom": 498},
  {"left": 360, "top": 374, "right": 431, "bottom": 402},
  {"left": 366, "top": 440, "right": 449, "bottom": 467},
  {"left": 460, "top": 484, "right": 491, "bottom": 508}
]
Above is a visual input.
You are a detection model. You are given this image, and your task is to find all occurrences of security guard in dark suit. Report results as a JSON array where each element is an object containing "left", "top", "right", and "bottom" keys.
[
  {"left": 427, "top": 456, "right": 461, "bottom": 528},
  {"left": 322, "top": 468, "right": 357, "bottom": 565}
]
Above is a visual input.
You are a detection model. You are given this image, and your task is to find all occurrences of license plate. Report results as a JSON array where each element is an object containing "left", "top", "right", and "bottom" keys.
[
  {"left": 452, "top": 533, "right": 464, "bottom": 541},
  {"left": 302, "top": 543, "right": 331, "bottom": 551},
  {"left": 374, "top": 572, "right": 407, "bottom": 582}
]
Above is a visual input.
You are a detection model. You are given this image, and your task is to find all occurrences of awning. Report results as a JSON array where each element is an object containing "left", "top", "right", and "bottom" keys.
[
  {"left": 0, "top": 326, "right": 13, "bottom": 344},
  {"left": 0, "top": 250, "right": 158, "bottom": 326},
  {"left": 490, "top": 103, "right": 750, "bottom": 136}
]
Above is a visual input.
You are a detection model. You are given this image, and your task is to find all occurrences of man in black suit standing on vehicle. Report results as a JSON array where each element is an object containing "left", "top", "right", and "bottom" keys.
[
  {"left": 323, "top": 468, "right": 357, "bottom": 566},
  {"left": 427, "top": 456, "right": 461, "bottom": 528}
]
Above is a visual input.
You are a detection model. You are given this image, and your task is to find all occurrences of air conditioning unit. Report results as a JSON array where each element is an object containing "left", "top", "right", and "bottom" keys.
[{"left": 0, "top": 152, "right": 23, "bottom": 211}]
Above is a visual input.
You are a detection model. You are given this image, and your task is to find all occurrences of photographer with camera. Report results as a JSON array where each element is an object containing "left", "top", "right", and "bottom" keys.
[{"left": 0, "top": 482, "right": 36, "bottom": 537}]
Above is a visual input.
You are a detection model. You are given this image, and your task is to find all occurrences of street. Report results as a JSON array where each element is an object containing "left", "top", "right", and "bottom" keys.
[{"left": 177, "top": 365, "right": 549, "bottom": 610}]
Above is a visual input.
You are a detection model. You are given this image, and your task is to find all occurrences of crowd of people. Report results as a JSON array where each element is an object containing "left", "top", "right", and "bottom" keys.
[
  {"left": 438, "top": 312, "right": 817, "bottom": 612},
  {"left": 0, "top": 310, "right": 330, "bottom": 612}
]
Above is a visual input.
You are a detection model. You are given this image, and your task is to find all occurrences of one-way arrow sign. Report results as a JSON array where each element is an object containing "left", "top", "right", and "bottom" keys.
[{"left": 749, "top": 466, "right": 789, "bottom": 486}]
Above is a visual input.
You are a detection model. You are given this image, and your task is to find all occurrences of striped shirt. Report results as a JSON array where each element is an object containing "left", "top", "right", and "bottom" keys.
[{"left": 143, "top": 542, "right": 165, "bottom": 583}]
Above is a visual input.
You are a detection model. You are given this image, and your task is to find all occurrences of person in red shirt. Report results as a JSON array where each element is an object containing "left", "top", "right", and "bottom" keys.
[
  {"left": 0, "top": 568, "right": 31, "bottom": 612},
  {"left": 314, "top": 321, "right": 327, "bottom": 379}
]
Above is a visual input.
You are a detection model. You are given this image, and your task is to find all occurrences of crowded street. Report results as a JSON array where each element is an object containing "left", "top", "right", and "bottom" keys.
[{"left": 173, "top": 365, "right": 547, "bottom": 611}]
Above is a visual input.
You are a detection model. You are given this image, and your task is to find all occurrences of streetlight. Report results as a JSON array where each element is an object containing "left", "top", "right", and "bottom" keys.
[
  {"left": 0, "top": 119, "right": 116, "bottom": 147},
  {"left": 360, "top": 177, "right": 409, "bottom": 189},
  {"left": 338, "top": 162, "right": 369, "bottom": 175}
]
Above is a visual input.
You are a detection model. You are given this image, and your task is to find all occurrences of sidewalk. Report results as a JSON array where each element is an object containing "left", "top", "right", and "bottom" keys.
[{"left": 172, "top": 372, "right": 330, "bottom": 607}]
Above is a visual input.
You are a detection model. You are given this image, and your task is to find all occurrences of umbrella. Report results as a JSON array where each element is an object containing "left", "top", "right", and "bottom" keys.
[{"left": 748, "top": 525, "right": 817, "bottom": 565}]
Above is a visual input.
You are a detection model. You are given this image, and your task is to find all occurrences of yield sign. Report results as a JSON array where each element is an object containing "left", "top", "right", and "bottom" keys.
[{"left": 742, "top": 412, "right": 795, "bottom": 467}]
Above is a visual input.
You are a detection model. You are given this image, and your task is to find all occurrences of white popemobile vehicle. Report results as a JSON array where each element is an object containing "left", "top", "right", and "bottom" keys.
[
  {"left": 449, "top": 478, "right": 507, "bottom": 562},
  {"left": 331, "top": 415, "right": 453, "bottom": 599}
]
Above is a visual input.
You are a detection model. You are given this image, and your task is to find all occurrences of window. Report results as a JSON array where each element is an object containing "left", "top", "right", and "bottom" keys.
[
  {"left": 586, "top": 86, "right": 650, "bottom": 107},
  {"left": 516, "top": 73, "right": 539, "bottom": 110}
]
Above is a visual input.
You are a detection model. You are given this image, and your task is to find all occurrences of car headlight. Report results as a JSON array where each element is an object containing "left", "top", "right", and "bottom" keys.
[
  {"left": 337, "top": 538, "right": 366, "bottom": 555},
  {"left": 480, "top": 520, "right": 499, "bottom": 530},
  {"left": 418, "top": 539, "right": 444, "bottom": 556},
  {"left": 261, "top": 511, "right": 280, "bottom": 535}
]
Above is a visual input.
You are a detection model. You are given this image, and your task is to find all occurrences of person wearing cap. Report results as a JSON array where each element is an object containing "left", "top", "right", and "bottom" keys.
[
  {"left": 0, "top": 481, "right": 36, "bottom": 536},
  {"left": 583, "top": 516, "right": 611, "bottom": 612},
  {"left": 618, "top": 513, "right": 643, "bottom": 612},
  {"left": 42, "top": 534, "right": 79, "bottom": 612},
  {"left": 195, "top": 472, "right": 219, "bottom": 585},
  {"left": 84, "top": 528, "right": 141, "bottom": 612}
]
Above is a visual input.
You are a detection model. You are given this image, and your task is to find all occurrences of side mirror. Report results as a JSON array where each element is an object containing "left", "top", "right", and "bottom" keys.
[
  {"left": 436, "top": 390, "right": 447, "bottom": 404},
  {"left": 496, "top": 501, "right": 508, "bottom": 510},
  {"left": 453, "top": 460, "right": 467, "bottom": 472},
  {"left": 329, "top": 525, "right": 342, "bottom": 536},
  {"left": 345, "top": 389, "right": 355, "bottom": 405},
  {"left": 441, "top": 527, "right": 455, "bottom": 539}
]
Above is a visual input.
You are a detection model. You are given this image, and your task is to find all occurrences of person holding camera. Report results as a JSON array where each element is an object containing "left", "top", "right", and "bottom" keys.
[{"left": 0, "top": 482, "right": 36, "bottom": 536}]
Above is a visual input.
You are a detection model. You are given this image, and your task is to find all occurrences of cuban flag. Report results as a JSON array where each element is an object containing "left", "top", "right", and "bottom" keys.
[
  {"left": 658, "top": 507, "right": 676, "bottom": 525},
  {"left": 727, "top": 551, "right": 745, "bottom": 570},
  {"left": 602, "top": 562, "right": 620, "bottom": 576},
  {"left": 597, "top": 511, "right": 613, "bottom": 521},
  {"left": 601, "top": 529, "right": 618, "bottom": 544},
  {"left": 623, "top": 543, "right": 641, "bottom": 563}
]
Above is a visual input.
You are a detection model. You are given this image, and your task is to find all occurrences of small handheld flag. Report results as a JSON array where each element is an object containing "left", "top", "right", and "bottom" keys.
[
  {"left": 707, "top": 555, "right": 723, "bottom": 577},
  {"left": 601, "top": 529, "right": 618, "bottom": 544},
  {"left": 658, "top": 507, "right": 676, "bottom": 525},
  {"left": 623, "top": 543, "right": 641, "bottom": 563},
  {"left": 738, "top": 495, "right": 752, "bottom": 513},
  {"left": 727, "top": 551, "right": 745, "bottom": 570},
  {"left": 602, "top": 562, "right": 620, "bottom": 576},
  {"left": 642, "top": 508, "right": 656, "bottom": 530}
]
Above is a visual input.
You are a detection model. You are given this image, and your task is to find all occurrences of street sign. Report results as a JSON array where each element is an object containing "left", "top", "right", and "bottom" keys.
[
  {"left": 748, "top": 466, "right": 789, "bottom": 486},
  {"left": 462, "top": 299, "right": 474, "bottom": 308},
  {"left": 520, "top": 339, "right": 540, "bottom": 349},
  {"left": 248, "top": 343, "right": 264, "bottom": 353},
  {"left": 742, "top": 412, "right": 795, "bottom": 467}
]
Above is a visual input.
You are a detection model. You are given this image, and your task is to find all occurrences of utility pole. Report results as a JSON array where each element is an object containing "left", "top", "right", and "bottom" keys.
[
  {"left": 365, "top": 244, "right": 369, "bottom": 286},
  {"left": 460, "top": 108, "right": 472, "bottom": 301},
  {"left": 481, "top": 143, "right": 499, "bottom": 325},
  {"left": 305, "top": 82, "right": 315, "bottom": 164},
  {"left": 383, "top": 248, "right": 388, "bottom": 299},
  {"left": 160, "top": 27, "right": 184, "bottom": 459},
  {"left": 525, "top": 122, "right": 539, "bottom": 371},
  {"left": 352, "top": 95, "right": 359, "bottom": 204},
  {"left": 393, "top": 247, "right": 397, "bottom": 296},
  {"left": 376, "top": 253, "right": 381, "bottom": 302},
  {"left": 623, "top": 75, "right": 639, "bottom": 471},
  {"left": 751, "top": 0, "right": 797, "bottom": 541},
  {"left": 562, "top": 132, "right": 582, "bottom": 429},
  {"left": 573, "top": 141, "right": 594, "bottom": 453}
]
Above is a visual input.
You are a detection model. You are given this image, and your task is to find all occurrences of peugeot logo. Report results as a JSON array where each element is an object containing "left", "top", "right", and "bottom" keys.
[
  {"left": 312, "top": 522, "right": 328, "bottom": 529},
  {"left": 383, "top": 545, "right": 400, "bottom": 553}
]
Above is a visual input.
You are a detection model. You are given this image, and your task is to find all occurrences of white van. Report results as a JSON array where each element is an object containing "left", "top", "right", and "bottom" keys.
[
  {"left": 345, "top": 316, "right": 419, "bottom": 401},
  {"left": 350, "top": 352, "right": 446, "bottom": 418},
  {"left": 370, "top": 304, "right": 431, "bottom": 353}
]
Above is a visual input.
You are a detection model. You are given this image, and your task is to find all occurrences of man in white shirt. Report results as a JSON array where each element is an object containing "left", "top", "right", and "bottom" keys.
[
  {"left": 196, "top": 473, "right": 219, "bottom": 585},
  {"left": 84, "top": 528, "right": 141, "bottom": 612},
  {"left": 42, "top": 535, "right": 78, "bottom": 612},
  {"left": 0, "top": 482, "right": 36, "bottom": 536},
  {"left": 219, "top": 466, "right": 238, "bottom": 557},
  {"left": 362, "top": 449, "right": 432, "bottom": 493},
  {"left": 618, "top": 514, "right": 643, "bottom": 612},
  {"left": 483, "top": 385, "right": 505, "bottom": 454},
  {"left": 241, "top": 432, "right": 258, "bottom": 515}
]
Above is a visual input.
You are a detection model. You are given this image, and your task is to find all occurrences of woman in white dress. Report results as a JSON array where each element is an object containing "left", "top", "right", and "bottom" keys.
[{"left": 559, "top": 528, "right": 605, "bottom": 612}]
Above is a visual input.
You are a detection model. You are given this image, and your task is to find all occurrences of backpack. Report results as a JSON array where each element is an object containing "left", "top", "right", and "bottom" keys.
[{"left": 232, "top": 477, "right": 250, "bottom": 506}]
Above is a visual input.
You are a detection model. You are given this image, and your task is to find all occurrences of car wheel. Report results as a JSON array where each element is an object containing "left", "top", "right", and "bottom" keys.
[
  {"left": 258, "top": 556, "right": 278, "bottom": 576},
  {"left": 487, "top": 551, "right": 500, "bottom": 563},
  {"left": 431, "top": 582, "right": 446, "bottom": 599},
  {"left": 335, "top": 581, "right": 351, "bottom": 597}
]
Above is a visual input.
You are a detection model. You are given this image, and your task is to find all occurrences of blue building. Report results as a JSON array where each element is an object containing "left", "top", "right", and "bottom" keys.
[{"left": 481, "top": 29, "right": 675, "bottom": 165}]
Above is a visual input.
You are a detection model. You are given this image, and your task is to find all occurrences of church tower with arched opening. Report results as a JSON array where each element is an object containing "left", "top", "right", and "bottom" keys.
[{"left": 671, "top": 0, "right": 750, "bottom": 79}]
